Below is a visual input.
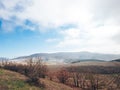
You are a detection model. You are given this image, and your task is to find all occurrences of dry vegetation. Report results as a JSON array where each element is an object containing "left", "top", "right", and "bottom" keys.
[
  {"left": 0, "top": 58, "right": 120, "bottom": 90},
  {"left": 0, "top": 69, "right": 42, "bottom": 90},
  {"left": 40, "top": 78, "right": 74, "bottom": 90},
  {"left": 47, "top": 65, "right": 120, "bottom": 90}
]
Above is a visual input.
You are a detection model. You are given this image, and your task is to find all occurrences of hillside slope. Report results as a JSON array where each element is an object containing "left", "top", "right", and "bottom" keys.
[
  {"left": 40, "top": 78, "right": 75, "bottom": 90},
  {"left": 69, "top": 61, "right": 120, "bottom": 66},
  {"left": 112, "top": 59, "right": 120, "bottom": 62},
  {"left": 0, "top": 69, "right": 42, "bottom": 90},
  {"left": 0, "top": 69, "right": 75, "bottom": 90}
]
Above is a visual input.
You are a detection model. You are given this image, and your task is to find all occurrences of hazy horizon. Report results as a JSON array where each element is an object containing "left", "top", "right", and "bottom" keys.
[
  {"left": 1, "top": 51, "right": 120, "bottom": 59},
  {"left": 0, "top": 0, "right": 120, "bottom": 58}
]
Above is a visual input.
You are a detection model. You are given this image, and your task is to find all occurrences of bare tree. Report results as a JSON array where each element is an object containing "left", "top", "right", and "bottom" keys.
[
  {"left": 26, "top": 57, "right": 48, "bottom": 86},
  {"left": 112, "top": 74, "right": 120, "bottom": 89},
  {"left": 56, "top": 68, "right": 69, "bottom": 84}
]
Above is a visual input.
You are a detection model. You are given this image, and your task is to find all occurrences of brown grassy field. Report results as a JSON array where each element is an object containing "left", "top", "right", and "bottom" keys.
[
  {"left": 0, "top": 68, "right": 78, "bottom": 90},
  {"left": 69, "top": 61, "right": 120, "bottom": 66},
  {"left": 0, "top": 60, "right": 120, "bottom": 90},
  {"left": 47, "top": 61, "right": 120, "bottom": 90},
  {"left": 47, "top": 61, "right": 120, "bottom": 72},
  {"left": 0, "top": 69, "right": 42, "bottom": 90}
]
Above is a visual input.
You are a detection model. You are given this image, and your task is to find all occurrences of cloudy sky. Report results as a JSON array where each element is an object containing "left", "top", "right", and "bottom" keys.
[{"left": 0, "top": 0, "right": 120, "bottom": 58}]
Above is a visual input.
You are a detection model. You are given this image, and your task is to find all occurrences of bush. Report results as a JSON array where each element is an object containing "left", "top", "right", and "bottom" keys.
[
  {"left": 1, "top": 58, "right": 48, "bottom": 87},
  {"left": 56, "top": 68, "right": 69, "bottom": 84}
]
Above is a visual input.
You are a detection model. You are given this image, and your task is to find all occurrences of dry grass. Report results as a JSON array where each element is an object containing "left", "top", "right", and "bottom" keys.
[
  {"left": 0, "top": 69, "right": 78, "bottom": 90},
  {"left": 69, "top": 61, "right": 120, "bottom": 67},
  {"left": 0, "top": 69, "right": 42, "bottom": 90},
  {"left": 47, "top": 62, "right": 120, "bottom": 72},
  {"left": 40, "top": 78, "right": 80, "bottom": 90}
]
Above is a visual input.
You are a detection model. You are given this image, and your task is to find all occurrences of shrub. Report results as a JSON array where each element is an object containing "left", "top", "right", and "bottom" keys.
[{"left": 56, "top": 68, "right": 69, "bottom": 84}]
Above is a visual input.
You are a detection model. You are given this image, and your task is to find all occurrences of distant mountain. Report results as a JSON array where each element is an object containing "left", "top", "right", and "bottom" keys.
[
  {"left": 12, "top": 52, "right": 120, "bottom": 63},
  {"left": 71, "top": 59, "right": 105, "bottom": 63},
  {"left": 0, "top": 57, "right": 8, "bottom": 61},
  {"left": 111, "top": 59, "right": 120, "bottom": 62}
]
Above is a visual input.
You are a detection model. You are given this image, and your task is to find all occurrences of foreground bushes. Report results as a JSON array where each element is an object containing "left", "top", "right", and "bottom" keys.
[
  {"left": 0, "top": 58, "right": 48, "bottom": 87},
  {"left": 56, "top": 68, "right": 69, "bottom": 84},
  {"left": 66, "top": 66, "right": 120, "bottom": 90},
  {"left": 48, "top": 66, "right": 120, "bottom": 90},
  {"left": 1, "top": 60, "right": 120, "bottom": 90}
]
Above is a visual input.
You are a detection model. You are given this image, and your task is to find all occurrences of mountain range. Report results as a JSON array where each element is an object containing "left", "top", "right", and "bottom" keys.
[
  {"left": 0, "top": 57, "right": 8, "bottom": 61},
  {"left": 10, "top": 52, "right": 120, "bottom": 63}
]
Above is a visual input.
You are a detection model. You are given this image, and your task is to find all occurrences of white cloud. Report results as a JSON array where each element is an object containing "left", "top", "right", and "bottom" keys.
[
  {"left": 0, "top": 0, "right": 120, "bottom": 53},
  {"left": 15, "top": 0, "right": 93, "bottom": 28},
  {"left": 0, "top": 0, "right": 31, "bottom": 20},
  {"left": 56, "top": 20, "right": 120, "bottom": 54}
]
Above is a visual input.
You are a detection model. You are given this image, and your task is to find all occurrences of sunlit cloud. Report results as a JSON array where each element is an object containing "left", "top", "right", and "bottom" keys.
[{"left": 0, "top": 0, "right": 120, "bottom": 57}]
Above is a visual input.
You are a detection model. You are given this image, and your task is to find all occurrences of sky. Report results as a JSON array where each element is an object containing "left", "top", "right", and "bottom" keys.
[{"left": 0, "top": 0, "right": 120, "bottom": 58}]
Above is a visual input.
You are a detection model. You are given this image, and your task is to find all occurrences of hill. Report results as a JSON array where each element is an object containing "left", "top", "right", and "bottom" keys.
[
  {"left": 0, "top": 69, "right": 75, "bottom": 90},
  {"left": 71, "top": 59, "right": 105, "bottom": 63},
  {"left": 40, "top": 78, "right": 75, "bottom": 90},
  {"left": 0, "top": 69, "right": 42, "bottom": 90},
  {"left": 11, "top": 52, "right": 120, "bottom": 64},
  {"left": 0, "top": 57, "right": 8, "bottom": 61},
  {"left": 111, "top": 59, "right": 120, "bottom": 62},
  {"left": 69, "top": 61, "right": 120, "bottom": 67}
]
